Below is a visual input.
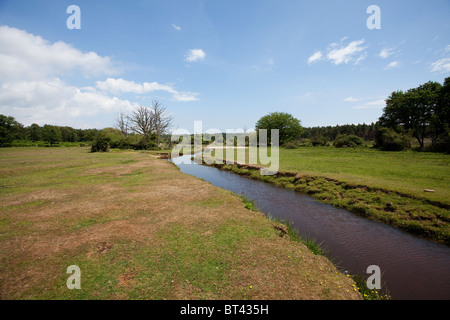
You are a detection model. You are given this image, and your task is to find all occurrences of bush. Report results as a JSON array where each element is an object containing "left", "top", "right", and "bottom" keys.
[
  {"left": 299, "top": 138, "right": 313, "bottom": 147},
  {"left": 334, "top": 134, "right": 364, "bottom": 148},
  {"left": 430, "top": 128, "right": 450, "bottom": 153},
  {"left": 133, "top": 133, "right": 158, "bottom": 150},
  {"left": 375, "top": 127, "right": 410, "bottom": 151},
  {"left": 100, "top": 127, "right": 126, "bottom": 149},
  {"left": 91, "top": 135, "right": 110, "bottom": 152},
  {"left": 283, "top": 141, "right": 300, "bottom": 149},
  {"left": 310, "top": 135, "right": 328, "bottom": 146}
]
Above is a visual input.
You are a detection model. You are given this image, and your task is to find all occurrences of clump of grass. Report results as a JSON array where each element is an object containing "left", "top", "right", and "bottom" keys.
[
  {"left": 301, "top": 235, "right": 324, "bottom": 256},
  {"left": 266, "top": 214, "right": 325, "bottom": 256},
  {"left": 239, "top": 193, "right": 259, "bottom": 211}
]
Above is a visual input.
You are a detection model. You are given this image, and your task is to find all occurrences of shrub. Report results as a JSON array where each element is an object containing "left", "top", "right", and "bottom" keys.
[
  {"left": 334, "top": 134, "right": 364, "bottom": 148},
  {"left": 100, "top": 127, "right": 126, "bottom": 149},
  {"left": 283, "top": 141, "right": 300, "bottom": 149},
  {"left": 299, "top": 138, "right": 313, "bottom": 147},
  {"left": 310, "top": 135, "right": 328, "bottom": 146},
  {"left": 133, "top": 133, "right": 158, "bottom": 150},
  {"left": 91, "top": 135, "right": 110, "bottom": 152},
  {"left": 375, "top": 127, "right": 410, "bottom": 151},
  {"left": 430, "top": 128, "right": 450, "bottom": 153}
]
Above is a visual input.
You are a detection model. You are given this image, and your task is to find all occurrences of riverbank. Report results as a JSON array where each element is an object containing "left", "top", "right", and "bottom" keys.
[
  {"left": 0, "top": 147, "right": 361, "bottom": 300},
  {"left": 201, "top": 157, "right": 450, "bottom": 245}
]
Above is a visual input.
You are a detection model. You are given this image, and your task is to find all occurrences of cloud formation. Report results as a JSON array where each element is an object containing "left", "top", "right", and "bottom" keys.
[
  {"left": 96, "top": 78, "right": 199, "bottom": 102},
  {"left": 379, "top": 47, "right": 394, "bottom": 59},
  {"left": 430, "top": 58, "right": 450, "bottom": 73},
  {"left": 0, "top": 79, "right": 136, "bottom": 127},
  {"left": 185, "top": 49, "right": 206, "bottom": 63},
  {"left": 0, "top": 26, "right": 198, "bottom": 127},
  {"left": 0, "top": 25, "right": 117, "bottom": 81},
  {"left": 307, "top": 38, "right": 367, "bottom": 66},
  {"left": 384, "top": 61, "right": 399, "bottom": 70},
  {"left": 307, "top": 51, "right": 323, "bottom": 65},
  {"left": 327, "top": 39, "right": 367, "bottom": 65}
]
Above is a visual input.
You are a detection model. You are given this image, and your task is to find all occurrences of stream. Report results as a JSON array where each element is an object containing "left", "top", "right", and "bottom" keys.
[{"left": 171, "top": 154, "right": 450, "bottom": 300}]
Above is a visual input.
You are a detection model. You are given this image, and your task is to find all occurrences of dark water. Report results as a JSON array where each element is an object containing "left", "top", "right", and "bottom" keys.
[{"left": 171, "top": 155, "right": 450, "bottom": 300}]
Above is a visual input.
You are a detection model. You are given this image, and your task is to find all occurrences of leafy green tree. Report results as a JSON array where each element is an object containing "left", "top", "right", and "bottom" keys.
[
  {"left": 42, "top": 125, "right": 62, "bottom": 145},
  {"left": 28, "top": 123, "right": 42, "bottom": 142},
  {"left": 100, "top": 127, "right": 127, "bottom": 148},
  {"left": 431, "top": 77, "right": 450, "bottom": 150},
  {"left": 380, "top": 81, "right": 442, "bottom": 148},
  {"left": 0, "top": 114, "right": 22, "bottom": 146},
  {"left": 255, "top": 112, "right": 303, "bottom": 145},
  {"left": 375, "top": 127, "right": 411, "bottom": 151},
  {"left": 78, "top": 129, "right": 99, "bottom": 142},
  {"left": 60, "top": 126, "right": 79, "bottom": 142}
]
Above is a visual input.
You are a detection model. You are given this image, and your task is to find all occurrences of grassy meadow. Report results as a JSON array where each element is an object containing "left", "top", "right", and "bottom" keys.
[
  {"left": 0, "top": 147, "right": 361, "bottom": 300},
  {"left": 279, "top": 147, "right": 450, "bottom": 205}
]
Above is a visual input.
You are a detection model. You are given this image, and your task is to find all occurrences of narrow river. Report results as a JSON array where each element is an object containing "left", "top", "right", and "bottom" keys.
[{"left": 171, "top": 154, "right": 450, "bottom": 300}]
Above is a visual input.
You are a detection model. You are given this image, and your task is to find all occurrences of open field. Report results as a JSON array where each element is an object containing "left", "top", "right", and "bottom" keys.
[
  {"left": 279, "top": 147, "right": 450, "bottom": 205},
  {"left": 204, "top": 146, "right": 450, "bottom": 244},
  {"left": 0, "top": 147, "right": 360, "bottom": 300}
]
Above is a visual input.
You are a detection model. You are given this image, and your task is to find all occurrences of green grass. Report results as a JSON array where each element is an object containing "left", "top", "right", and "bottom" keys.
[
  {"left": 239, "top": 193, "right": 260, "bottom": 212},
  {"left": 279, "top": 147, "right": 450, "bottom": 205}
]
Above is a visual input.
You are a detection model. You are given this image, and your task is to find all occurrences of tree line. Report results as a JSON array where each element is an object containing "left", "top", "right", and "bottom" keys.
[
  {"left": 0, "top": 114, "right": 99, "bottom": 147},
  {"left": 254, "top": 77, "right": 449, "bottom": 152},
  {"left": 0, "top": 100, "right": 174, "bottom": 151}
]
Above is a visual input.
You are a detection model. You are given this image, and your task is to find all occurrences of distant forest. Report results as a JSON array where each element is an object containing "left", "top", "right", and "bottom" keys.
[{"left": 0, "top": 113, "right": 377, "bottom": 148}]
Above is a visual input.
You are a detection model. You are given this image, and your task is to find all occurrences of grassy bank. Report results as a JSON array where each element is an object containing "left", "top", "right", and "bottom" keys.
[
  {"left": 202, "top": 147, "right": 450, "bottom": 244},
  {"left": 0, "top": 147, "right": 360, "bottom": 300}
]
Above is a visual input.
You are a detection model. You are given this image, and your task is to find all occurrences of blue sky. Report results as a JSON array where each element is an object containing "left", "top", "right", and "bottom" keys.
[{"left": 0, "top": 0, "right": 449, "bottom": 132}]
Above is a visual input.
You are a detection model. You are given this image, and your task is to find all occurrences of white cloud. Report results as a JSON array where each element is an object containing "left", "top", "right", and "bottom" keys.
[
  {"left": 384, "top": 61, "right": 399, "bottom": 70},
  {"left": 96, "top": 78, "right": 199, "bottom": 102},
  {"left": 172, "top": 91, "right": 199, "bottom": 102},
  {"left": 307, "top": 51, "right": 323, "bottom": 64},
  {"left": 326, "top": 39, "right": 367, "bottom": 65},
  {"left": 172, "top": 24, "right": 181, "bottom": 31},
  {"left": 0, "top": 25, "right": 117, "bottom": 81},
  {"left": 430, "top": 58, "right": 450, "bottom": 73},
  {"left": 379, "top": 47, "right": 394, "bottom": 59},
  {"left": 0, "top": 79, "right": 136, "bottom": 127},
  {"left": 185, "top": 49, "right": 206, "bottom": 63},
  {"left": 309, "top": 38, "right": 367, "bottom": 66},
  {"left": 344, "top": 96, "right": 361, "bottom": 102},
  {"left": 353, "top": 99, "right": 386, "bottom": 109}
]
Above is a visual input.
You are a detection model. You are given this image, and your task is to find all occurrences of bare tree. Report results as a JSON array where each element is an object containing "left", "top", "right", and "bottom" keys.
[
  {"left": 115, "top": 112, "right": 129, "bottom": 137},
  {"left": 124, "top": 102, "right": 173, "bottom": 147},
  {"left": 151, "top": 101, "right": 174, "bottom": 144},
  {"left": 127, "top": 105, "right": 154, "bottom": 136}
]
